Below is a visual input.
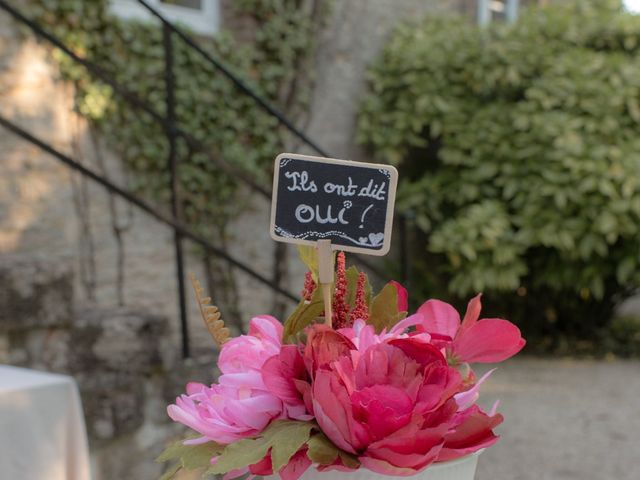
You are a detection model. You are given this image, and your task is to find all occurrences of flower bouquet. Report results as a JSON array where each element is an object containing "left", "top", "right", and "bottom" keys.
[{"left": 157, "top": 248, "right": 525, "bottom": 480}]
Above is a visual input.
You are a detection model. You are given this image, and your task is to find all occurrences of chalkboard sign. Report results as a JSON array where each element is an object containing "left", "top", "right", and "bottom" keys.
[{"left": 270, "top": 153, "right": 398, "bottom": 255}]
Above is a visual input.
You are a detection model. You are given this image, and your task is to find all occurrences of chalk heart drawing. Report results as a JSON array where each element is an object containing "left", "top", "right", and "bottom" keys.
[{"left": 359, "top": 232, "right": 384, "bottom": 247}]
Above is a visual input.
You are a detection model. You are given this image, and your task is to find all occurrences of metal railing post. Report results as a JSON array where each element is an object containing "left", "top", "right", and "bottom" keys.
[
  {"left": 478, "top": 0, "right": 491, "bottom": 26},
  {"left": 506, "top": 0, "right": 519, "bottom": 23},
  {"left": 163, "top": 24, "right": 190, "bottom": 358}
]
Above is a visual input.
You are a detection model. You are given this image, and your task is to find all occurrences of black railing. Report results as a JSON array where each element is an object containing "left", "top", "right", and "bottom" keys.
[
  {"left": 0, "top": 0, "right": 406, "bottom": 357},
  {"left": 136, "top": 0, "right": 329, "bottom": 158},
  {"left": 133, "top": 0, "right": 390, "bottom": 281},
  {"left": 0, "top": 0, "right": 297, "bottom": 358},
  {"left": 0, "top": 115, "right": 299, "bottom": 317}
]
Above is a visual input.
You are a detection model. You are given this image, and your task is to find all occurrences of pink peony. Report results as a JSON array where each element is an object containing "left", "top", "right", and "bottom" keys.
[
  {"left": 338, "top": 316, "right": 431, "bottom": 354},
  {"left": 218, "top": 314, "right": 282, "bottom": 373},
  {"left": 307, "top": 326, "right": 502, "bottom": 475},
  {"left": 416, "top": 294, "right": 526, "bottom": 364},
  {"left": 261, "top": 344, "right": 313, "bottom": 420},
  {"left": 167, "top": 315, "right": 306, "bottom": 444},
  {"left": 168, "top": 381, "right": 283, "bottom": 444}
]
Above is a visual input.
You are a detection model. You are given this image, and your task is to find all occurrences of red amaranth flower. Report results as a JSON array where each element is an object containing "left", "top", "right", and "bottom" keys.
[
  {"left": 332, "top": 252, "right": 350, "bottom": 329},
  {"left": 349, "top": 271, "right": 369, "bottom": 324},
  {"left": 301, "top": 271, "right": 316, "bottom": 301}
]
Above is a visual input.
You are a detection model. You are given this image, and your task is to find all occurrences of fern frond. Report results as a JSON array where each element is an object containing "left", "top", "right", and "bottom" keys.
[{"left": 189, "top": 272, "right": 231, "bottom": 346}]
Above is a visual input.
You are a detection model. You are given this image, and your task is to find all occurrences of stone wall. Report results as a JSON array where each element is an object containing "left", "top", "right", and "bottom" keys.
[
  {"left": 0, "top": 254, "right": 210, "bottom": 479},
  {"left": 0, "top": 9, "right": 257, "bottom": 357}
]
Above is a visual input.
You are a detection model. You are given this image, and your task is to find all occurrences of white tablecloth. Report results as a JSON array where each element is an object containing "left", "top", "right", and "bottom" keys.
[{"left": 0, "top": 365, "right": 91, "bottom": 480}]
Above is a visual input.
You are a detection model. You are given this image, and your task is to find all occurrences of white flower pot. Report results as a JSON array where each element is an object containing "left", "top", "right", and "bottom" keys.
[{"left": 264, "top": 451, "right": 482, "bottom": 480}]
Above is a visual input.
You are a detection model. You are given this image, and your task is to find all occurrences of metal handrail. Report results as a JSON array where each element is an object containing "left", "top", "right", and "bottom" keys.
[
  {"left": 133, "top": 0, "right": 390, "bottom": 281},
  {"left": 0, "top": 0, "right": 299, "bottom": 359},
  {"left": 0, "top": 0, "right": 398, "bottom": 357},
  {"left": 0, "top": 0, "right": 270, "bottom": 199},
  {"left": 0, "top": 114, "right": 299, "bottom": 303},
  {"left": 136, "top": 0, "right": 330, "bottom": 158}
]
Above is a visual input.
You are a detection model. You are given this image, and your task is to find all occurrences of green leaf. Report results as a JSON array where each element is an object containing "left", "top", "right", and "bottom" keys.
[
  {"left": 368, "top": 283, "right": 406, "bottom": 333},
  {"left": 297, "top": 245, "right": 322, "bottom": 283},
  {"left": 156, "top": 438, "right": 222, "bottom": 475},
  {"left": 306, "top": 433, "right": 339, "bottom": 465},
  {"left": 207, "top": 420, "right": 314, "bottom": 475},
  {"left": 616, "top": 257, "right": 635, "bottom": 284},
  {"left": 338, "top": 450, "right": 361, "bottom": 469},
  {"left": 206, "top": 437, "right": 270, "bottom": 475},
  {"left": 181, "top": 442, "right": 224, "bottom": 470},
  {"left": 270, "top": 422, "right": 314, "bottom": 471},
  {"left": 305, "top": 433, "right": 360, "bottom": 469},
  {"left": 156, "top": 438, "right": 194, "bottom": 463},
  {"left": 283, "top": 285, "right": 325, "bottom": 342},
  {"left": 158, "top": 463, "right": 181, "bottom": 480}
]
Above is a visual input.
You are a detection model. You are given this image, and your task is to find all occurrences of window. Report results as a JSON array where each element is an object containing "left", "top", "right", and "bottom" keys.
[
  {"left": 625, "top": 0, "right": 640, "bottom": 14},
  {"left": 110, "top": 0, "right": 220, "bottom": 36},
  {"left": 477, "top": 0, "right": 519, "bottom": 26}
]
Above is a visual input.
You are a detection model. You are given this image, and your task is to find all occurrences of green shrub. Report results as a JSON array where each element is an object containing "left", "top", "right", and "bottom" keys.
[{"left": 358, "top": 0, "right": 640, "bottom": 350}]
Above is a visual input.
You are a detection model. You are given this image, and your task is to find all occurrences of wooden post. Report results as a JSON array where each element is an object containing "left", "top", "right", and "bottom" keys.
[{"left": 317, "top": 239, "right": 334, "bottom": 327}]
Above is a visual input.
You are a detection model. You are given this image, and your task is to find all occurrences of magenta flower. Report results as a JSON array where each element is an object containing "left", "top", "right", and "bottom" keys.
[
  {"left": 338, "top": 314, "right": 432, "bottom": 355},
  {"left": 438, "top": 404, "right": 503, "bottom": 462},
  {"left": 307, "top": 326, "right": 502, "bottom": 475},
  {"left": 416, "top": 294, "right": 525, "bottom": 363},
  {"left": 388, "top": 280, "right": 409, "bottom": 312},
  {"left": 261, "top": 344, "right": 313, "bottom": 420}
]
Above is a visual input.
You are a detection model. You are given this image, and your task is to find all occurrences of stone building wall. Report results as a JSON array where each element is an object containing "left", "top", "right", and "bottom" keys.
[
  {"left": 0, "top": 254, "right": 216, "bottom": 479},
  {"left": 305, "top": 0, "right": 464, "bottom": 160},
  {"left": 0, "top": 10, "right": 266, "bottom": 358}
]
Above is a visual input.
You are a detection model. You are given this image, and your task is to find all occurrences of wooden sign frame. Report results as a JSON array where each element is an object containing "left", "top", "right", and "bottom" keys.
[{"left": 269, "top": 153, "right": 398, "bottom": 256}]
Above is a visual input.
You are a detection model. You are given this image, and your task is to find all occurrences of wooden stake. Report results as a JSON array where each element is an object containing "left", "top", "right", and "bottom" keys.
[{"left": 317, "top": 239, "right": 334, "bottom": 327}]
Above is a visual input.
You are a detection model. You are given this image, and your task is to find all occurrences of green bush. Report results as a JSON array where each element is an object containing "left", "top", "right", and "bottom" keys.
[{"left": 358, "top": 0, "right": 640, "bottom": 351}]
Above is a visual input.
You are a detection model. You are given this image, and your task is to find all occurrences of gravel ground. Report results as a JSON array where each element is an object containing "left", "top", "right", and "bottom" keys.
[{"left": 475, "top": 358, "right": 640, "bottom": 480}]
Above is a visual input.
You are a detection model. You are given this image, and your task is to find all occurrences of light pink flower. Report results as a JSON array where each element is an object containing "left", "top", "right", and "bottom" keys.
[
  {"left": 168, "top": 381, "right": 283, "bottom": 444},
  {"left": 168, "top": 315, "right": 303, "bottom": 444},
  {"left": 218, "top": 315, "right": 282, "bottom": 373},
  {"left": 416, "top": 294, "right": 525, "bottom": 364},
  {"left": 339, "top": 316, "right": 431, "bottom": 353}
]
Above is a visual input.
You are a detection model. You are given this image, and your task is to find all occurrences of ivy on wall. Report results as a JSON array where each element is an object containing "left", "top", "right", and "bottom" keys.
[
  {"left": 26, "top": 0, "right": 328, "bottom": 320},
  {"left": 28, "top": 0, "right": 327, "bottom": 235}
]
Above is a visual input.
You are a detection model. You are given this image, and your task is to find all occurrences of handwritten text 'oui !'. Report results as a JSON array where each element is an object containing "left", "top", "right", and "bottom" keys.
[{"left": 284, "top": 170, "right": 387, "bottom": 227}]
